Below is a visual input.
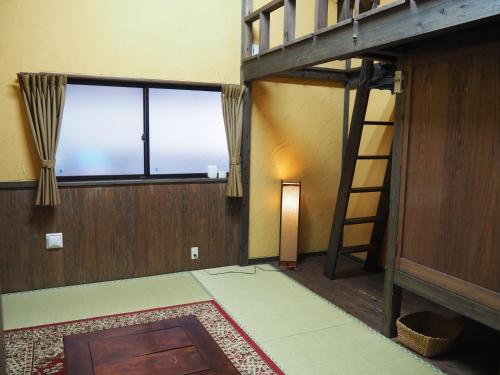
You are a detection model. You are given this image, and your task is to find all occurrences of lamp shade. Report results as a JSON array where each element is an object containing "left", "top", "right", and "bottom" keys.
[{"left": 279, "top": 181, "right": 301, "bottom": 268}]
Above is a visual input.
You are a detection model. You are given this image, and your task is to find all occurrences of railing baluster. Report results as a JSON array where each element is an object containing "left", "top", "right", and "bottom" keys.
[
  {"left": 241, "top": 0, "right": 253, "bottom": 57},
  {"left": 314, "top": 0, "right": 328, "bottom": 31},
  {"left": 259, "top": 12, "right": 271, "bottom": 53},
  {"left": 354, "top": 0, "right": 361, "bottom": 16},
  {"left": 283, "top": 0, "right": 296, "bottom": 43},
  {"left": 337, "top": 0, "right": 353, "bottom": 22}
]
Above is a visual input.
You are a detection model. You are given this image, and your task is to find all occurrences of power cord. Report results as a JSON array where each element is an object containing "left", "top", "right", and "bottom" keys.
[{"left": 203, "top": 265, "right": 279, "bottom": 276}]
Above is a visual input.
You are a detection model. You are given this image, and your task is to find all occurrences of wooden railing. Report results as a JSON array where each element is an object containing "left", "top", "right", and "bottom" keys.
[
  {"left": 241, "top": 0, "right": 499, "bottom": 81},
  {"left": 242, "top": 0, "right": 407, "bottom": 59}
]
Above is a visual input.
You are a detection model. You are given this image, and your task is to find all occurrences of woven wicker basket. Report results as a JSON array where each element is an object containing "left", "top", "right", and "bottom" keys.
[{"left": 396, "top": 311, "right": 461, "bottom": 357}]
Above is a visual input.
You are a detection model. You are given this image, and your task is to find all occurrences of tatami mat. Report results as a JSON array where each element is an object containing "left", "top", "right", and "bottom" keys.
[
  {"left": 2, "top": 265, "right": 443, "bottom": 374},
  {"left": 1, "top": 272, "right": 209, "bottom": 330},
  {"left": 192, "top": 264, "right": 443, "bottom": 375}
]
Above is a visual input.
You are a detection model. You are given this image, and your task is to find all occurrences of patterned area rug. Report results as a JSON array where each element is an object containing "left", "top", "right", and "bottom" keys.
[{"left": 4, "top": 300, "right": 283, "bottom": 375}]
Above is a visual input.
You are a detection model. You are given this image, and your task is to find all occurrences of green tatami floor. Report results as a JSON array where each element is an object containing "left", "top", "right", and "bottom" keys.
[
  {"left": 2, "top": 265, "right": 443, "bottom": 375},
  {"left": 1, "top": 272, "right": 209, "bottom": 329}
]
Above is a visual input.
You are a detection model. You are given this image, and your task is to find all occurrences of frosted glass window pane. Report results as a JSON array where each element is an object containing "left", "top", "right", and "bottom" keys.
[
  {"left": 56, "top": 84, "right": 144, "bottom": 176},
  {"left": 149, "top": 88, "right": 229, "bottom": 175}
]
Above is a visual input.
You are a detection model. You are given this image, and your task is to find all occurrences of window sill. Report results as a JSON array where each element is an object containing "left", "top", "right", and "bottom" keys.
[{"left": 0, "top": 177, "right": 227, "bottom": 190}]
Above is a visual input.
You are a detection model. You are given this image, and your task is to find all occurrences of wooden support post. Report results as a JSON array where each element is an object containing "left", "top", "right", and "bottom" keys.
[
  {"left": 324, "top": 59, "right": 374, "bottom": 279},
  {"left": 241, "top": 0, "right": 253, "bottom": 57},
  {"left": 283, "top": 0, "right": 296, "bottom": 43},
  {"left": 259, "top": 12, "right": 270, "bottom": 53},
  {"left": 238, "top": 83, "right": 252, "bottom": 266},
  {"left": 342, "top": 59, "right": 351, "bottom": 162},
  {"left": 314, "top": 0, "right": 328, "bottom": 31},
  {"left": 381, "top": 60, "right": 405, "bottom": 337},
  {"left": 240, "top": 0, "right": 253, "bottom": 267}
]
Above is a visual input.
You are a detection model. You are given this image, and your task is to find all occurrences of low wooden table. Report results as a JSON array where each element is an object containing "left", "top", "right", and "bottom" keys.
[{"left": 64, "top": 315, "right": 239, "bottom": 374}]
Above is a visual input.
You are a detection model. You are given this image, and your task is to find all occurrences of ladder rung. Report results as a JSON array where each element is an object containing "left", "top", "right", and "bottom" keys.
[
  {"left": 344, "top": 216, "right": 386, "bottom": 225},
  {"left": 340, "top": 244, "right": 379, "bottom": 254},
  {"left": 351, "top": 186, "right": 388, "bottom": 193},
  {"left": 364, "top": 120, "right": 394, "bottom": 126},
  {"left": 357, "top": 155, "right": 391, "bottom": 160}
]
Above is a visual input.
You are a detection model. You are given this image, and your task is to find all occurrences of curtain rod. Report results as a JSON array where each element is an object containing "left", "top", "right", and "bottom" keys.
[{"left": 19, "top": 72, "right": 224, "bottom": 89}]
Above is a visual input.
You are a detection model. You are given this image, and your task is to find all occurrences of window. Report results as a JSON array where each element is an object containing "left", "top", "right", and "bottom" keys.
[
  {"left": 56, "top": 80, "right": 229, "bottom": 180},
  {"left": 57, "top": 85, "right": 144, "bottom": 177},
  {"left": 149, "top": 88, "right": 228, "bottom": 175}
]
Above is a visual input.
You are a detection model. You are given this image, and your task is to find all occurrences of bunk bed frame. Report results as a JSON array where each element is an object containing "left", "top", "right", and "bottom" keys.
[{"left": 239, "top": 0, "right": 500, "bottom": 336}]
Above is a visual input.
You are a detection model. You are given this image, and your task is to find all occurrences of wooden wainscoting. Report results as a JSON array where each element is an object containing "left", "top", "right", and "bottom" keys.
[
  {"left": 0, "top": 182, "right": 240, "bottom": 293},
  {"left": 0, "top": 272, "right": 5, "bottom": 373}
]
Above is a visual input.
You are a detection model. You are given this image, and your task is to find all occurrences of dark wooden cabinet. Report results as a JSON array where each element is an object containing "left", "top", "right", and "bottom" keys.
[{"left": 395, "top": 41, "right": 500, "bottom": 317}]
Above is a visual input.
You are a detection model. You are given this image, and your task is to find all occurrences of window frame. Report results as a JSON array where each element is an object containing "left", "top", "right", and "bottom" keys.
[{"left": 57, "top": 77, "right": 224, "bottom": 183}]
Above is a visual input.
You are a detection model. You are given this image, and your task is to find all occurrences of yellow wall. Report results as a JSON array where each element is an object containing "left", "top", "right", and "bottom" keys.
[
  {"left": 249, "top": 82, "right": 394, "bottom": 261},
  {"left": 248, "top": 84, "right": 394, "bottom": 259},
  {"left": 0, "top": 0, "right": 240, "bottom": 181},
  {"left": 249, "top": 79, "right": 344, "bottom": 258},
  {"left": 0, "top": 0, "right": 393, "bottom": 260}
]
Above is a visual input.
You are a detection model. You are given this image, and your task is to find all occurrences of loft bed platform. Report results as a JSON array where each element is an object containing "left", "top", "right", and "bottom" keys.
[{"left": 241, "top": 0, "right": 500, "bottom": 82}]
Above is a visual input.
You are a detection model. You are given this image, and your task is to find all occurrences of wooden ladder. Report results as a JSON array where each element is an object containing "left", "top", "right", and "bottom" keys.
[{"left": 324, "top": 59, "right": 394, "bottom": 279}]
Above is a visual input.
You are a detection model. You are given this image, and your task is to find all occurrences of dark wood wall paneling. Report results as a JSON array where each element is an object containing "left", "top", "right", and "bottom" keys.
[
  {"left": 0, "top": 182, "right": 240, "bottom": 293},
  {"left": 0, "top": 273, "right": 5, "bottom": 374},
  {"left": 396, "top": 41, "right": 500, "bottom": 310}
]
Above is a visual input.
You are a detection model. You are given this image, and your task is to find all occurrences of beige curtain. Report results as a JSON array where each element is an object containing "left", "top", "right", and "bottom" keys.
[
  {"left": 221, "top": 84, "right": 246, "bottom": 197},
  {"left": 18, "top": 73, "right": 67, "bottom": 206}
]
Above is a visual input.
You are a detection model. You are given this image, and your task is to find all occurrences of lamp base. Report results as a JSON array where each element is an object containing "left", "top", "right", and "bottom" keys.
[{"left": 279, "top": 260, "right": 297, "bottom": 270}]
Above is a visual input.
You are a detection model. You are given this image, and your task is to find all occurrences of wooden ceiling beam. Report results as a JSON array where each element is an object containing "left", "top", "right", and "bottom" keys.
[{"left": 275, "top": 67, "right": 350, "bottom": 83}]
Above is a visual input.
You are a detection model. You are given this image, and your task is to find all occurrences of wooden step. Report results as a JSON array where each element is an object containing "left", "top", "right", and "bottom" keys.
[
  {"left": 340, "top": 244, "right": 379, "bottom": 254},
  {"left": 363, "top": 120, "right": 394, "bottom": 126},
  {"left": 344, "top": 216, "right": 386, "bottom": 225},
  {"left": 351, "top": 186, "right": 388, "bottom": 193},
  {"left": 357, "top": 155, "right": 391, "bottom": 160}
]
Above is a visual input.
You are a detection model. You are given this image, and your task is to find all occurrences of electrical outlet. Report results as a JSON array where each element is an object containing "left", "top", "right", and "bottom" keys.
[
  {"left": 46, "top": 233, "right": 63, "bottom": 250},
  {"left": 191, "top": 247, "right": 199, "bottom": 260}
]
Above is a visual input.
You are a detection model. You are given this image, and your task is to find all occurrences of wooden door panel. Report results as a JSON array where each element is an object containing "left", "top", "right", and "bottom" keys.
[{"left": 397, "top": 41, "right": 500, "bottom": 309}]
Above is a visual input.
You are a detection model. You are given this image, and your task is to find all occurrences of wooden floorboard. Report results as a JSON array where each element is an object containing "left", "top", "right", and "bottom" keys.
[{"left": 279, "top": 255, "right": 499, "bottom": 375}]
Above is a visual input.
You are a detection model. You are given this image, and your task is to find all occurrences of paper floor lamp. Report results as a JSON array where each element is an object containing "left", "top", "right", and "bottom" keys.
[{"left": 279, "top": 181, "right": 301, "bottom": 269}]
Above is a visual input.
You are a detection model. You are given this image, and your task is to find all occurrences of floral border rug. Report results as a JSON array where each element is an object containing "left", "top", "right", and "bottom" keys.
[{"left": 4, "top": 300, "right": 283, "bottom": 375}]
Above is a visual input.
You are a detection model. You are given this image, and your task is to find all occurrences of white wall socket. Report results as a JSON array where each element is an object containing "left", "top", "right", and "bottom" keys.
[
  {"left": 191, "top": 247, "right": 199, "bottom": 260},
  {"left": 46, "top": 233, "right": 63, "bottom": 250}
]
